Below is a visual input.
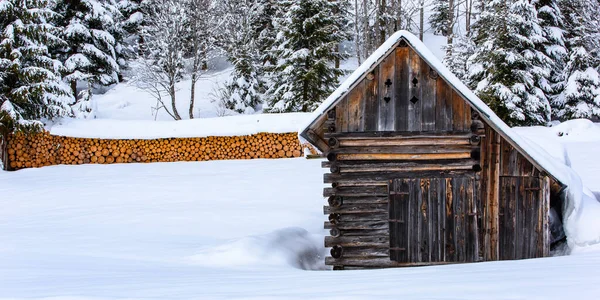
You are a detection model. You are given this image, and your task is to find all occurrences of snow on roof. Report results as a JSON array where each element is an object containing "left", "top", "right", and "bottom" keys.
[{"left": 298, "top": 30, "right": 570, "bottom": 186}]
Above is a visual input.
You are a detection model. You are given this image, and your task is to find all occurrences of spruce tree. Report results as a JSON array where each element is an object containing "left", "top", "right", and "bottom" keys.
[
  {"left": 430, "top": 0, "right": 450, "bottom": 36},
  {"left": 0, "top": 0, "right": 73, "bottom": 121},
  {"left": 554, "top": 0, "right": 600, "bottom": 119},
  {"left": 468, "top": 0, "right": 552, "bottom": 126},
  {"left": 53, "top": 0, "right": 120, "bottom": 97},
  {"left": 443, "top": 34, "right": 476, "bottom": 83},
  {"left": 218, "top": 0, "right": 264, "bottom": 114},
  {"left": 534, "top": 0, "right": 567, "bottom": 106},
  {"left": 265, "top": 0, "right": 350, "bottom": 113}
]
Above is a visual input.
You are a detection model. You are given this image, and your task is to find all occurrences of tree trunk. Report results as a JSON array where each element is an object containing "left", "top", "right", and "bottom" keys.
[
  {"left": 396, "top": 0, "right": 402, "bottom": 30},
  {"left": 363, "top": 0, "right": 371, "bottom": 56},
  {"left": 466, "top": 0, "right": 472, "bottom": 34},
  {"left": 70, "top": 81, "right": 77, "bottom": 101},
  {"left": 170, "top": 80, "right": 182, "bottom": 120},
  {"left": 354, "top": 0, "right": 362, "bottom": 65},
  {"left": 419, "top": 0, "right": 425, "bottom": 41},
  {"left": 189, "top": 72, "right": 196, "bottom": 119},
  {"left": 379, "top": 0, "right": 386, "bottom": 46},
  {"left": 448, "top": 0, "right": 455, "bottom": 46}
]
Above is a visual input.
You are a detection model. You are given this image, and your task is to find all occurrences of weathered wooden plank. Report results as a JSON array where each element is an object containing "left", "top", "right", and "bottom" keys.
[
  {"left": 408, "top": 49, "right": 422, "bottom": 132},
  {"left": 395, "top": 46, "right": 410, "bottom": 131},
  {"left": 323, "top": 186, "right": 388, "bottom": 197},
  {"left": 542, "top": 176, "right": 550, "bottom": 257},
  {"left": 331, "top": 145, "right": 473, "bottom": 154},
  {"left": 333, "top": 247, "right": 390, "bottom": 258},
  {"left": 325, "top": 235, "right": 389, "bottom": 248},
  {"left": 325, "top": 131, "right": 472, "bottom": 139},
  {"left": 389, "top": 180, "right": 397, "bottom": 261},
  {"left": 485, "top": 128, "right": 501, "bottom": 261},
  {"left": 430, "top": 178, "right": 441, "bottom": 262},
  {"left": 325, "top": 171, "right": 474, "bottom": 185},
  {"left": 324, "top": 159, "right": 479, "bottom": 173},
  {"left": 336, "top": 96, "right": 348, "bottom": 132},
  {"left": 337, "top": 137, "right": 471, "bottom": 147},
  {"left": 435, "top": 76, "right": 452, "bottom": 132},
  {"left": 324, "top": 204, "right": 387, "bottom": 214},
  {"left": 408, "top": 178, "right": 419, "bottom": 262},
  {"left": 364, "top": 67, "right": 379, "bottom": 131},
  {"left": 347, "top": 80, "right": 366, "bottom": 132},
  {"left": 325, "top": 257, "right": 455, "bottom": 267},
  {"left": 465, "top": 177, "right": 478, "bottom": 262},
  {"left": 454, "top": 177, "right": 466, "bottom": 262},
  {"left": 420, "top": 178, "right": 431, "bottom": 262},
  {"left": 335, "top": 152, "right": 473, "bottom": 161},
  {"left": 378, "top": 51, "right": 396, "bottom": 131},
  {"left": 323, "top": 196, "right": 389, "bottom": 205},
  {"left": 324, "top": 221, "right": 389, "bottom": 230},
  {"left": 445, "top": 178, "right": 455, "bottom": 261},
  {"left": 329, "top": 213, "right": 389, "bottom": 223},
  {"left": 421, "top": 58, "right": 436, "bottom": 131},
  {"left": 452, "top": 90, "right": 466, "bottom": 131},
  {"left": 516, "top": 176, "right": 525, "bottom": 259}
]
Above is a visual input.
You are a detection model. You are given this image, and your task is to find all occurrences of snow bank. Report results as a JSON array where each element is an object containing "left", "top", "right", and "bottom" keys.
[
  {"left": 49, "top": 113, "right": 312, "bottom": 139},
  {"left": 188, "top": 228, "right": 326, "bottom": 270}
]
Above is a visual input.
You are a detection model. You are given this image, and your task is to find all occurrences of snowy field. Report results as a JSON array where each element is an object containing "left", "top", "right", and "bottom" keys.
[{"left": 2, "top": 156, "right": 600, "bottom": 299}]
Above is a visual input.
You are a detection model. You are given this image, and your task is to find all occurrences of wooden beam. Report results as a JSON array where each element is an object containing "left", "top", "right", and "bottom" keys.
[{"left": 335, "top": 153, "right": 472, "bottom": 161}]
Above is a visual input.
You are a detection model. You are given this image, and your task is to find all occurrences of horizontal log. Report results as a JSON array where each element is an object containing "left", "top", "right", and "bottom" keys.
[
  {"left": 323, "top": 159, "right": 478, "bottom": 172},
  {"left": 324, "top": 196, "right": 388, "bottom": 205},
  {"left": 324, "top": 221, "right": 389, "bottom": 230},
  {"left": 331, "top": 145, "right": 472, "bottom": 155},
  {"left": 324, "top": 132, "right": 472, "bottom": 139},
  {"left": 331, "top": 228, "right": 390, "bottom": 237},
  {"left": 332, "top": 213, "right": 388, "bottom": 223},
  {"left": 338, "top": 138, "right": 471, "bottom": 147},
  {"left": 325, "top": 235, "right": 389, "bottom": 248},
  {"left": 325, "top": 171, "right": 474, "bottom": 185},
  {"left": 324, "top": 203, "right": 388, "bottom": 214},
  {"left": 331, "top": 247, "right": 390, "bottom": 258},
  {"left": 323, "top": 186, "right": 388, "bottom": 197},
  {"left": 325, "top": 257, "right": 455, "bottom": 267},
  {"left": 334, "top": 153, "right": 472, "bottom": 161}
]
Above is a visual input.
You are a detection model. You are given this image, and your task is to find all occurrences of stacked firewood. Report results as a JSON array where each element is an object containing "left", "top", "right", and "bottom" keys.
[{"left": 6, "top": 131, "right": 303, "bottom": 170}]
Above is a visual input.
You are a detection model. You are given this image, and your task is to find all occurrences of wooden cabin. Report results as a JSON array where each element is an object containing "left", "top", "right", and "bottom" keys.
[{"left": 299, "top": 31, "right": 567, "bottom": 269}]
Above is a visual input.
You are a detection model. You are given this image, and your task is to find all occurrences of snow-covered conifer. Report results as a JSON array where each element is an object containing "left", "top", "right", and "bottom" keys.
[
  {"left": 467, "top": 0, "right": 552, "bottom": 126},
  {"left": 0, "top": 0, "right": 73, "bottom": 120},
  {"left": 554, "top": 0, "right": 600, "bottom": 119},
  {"left": 53, "top": 0, "right": 121, "bottom": 97},
  {"left": 443, "top": 34, "right": 476, "bottom": 83},
  {"left": 430, "top": 0, "right": 451, "bottom": 36},
  {"left": 265, "top": 0, "right": 350, "bottom": 113},
  {"left": 217, "top": 0, "right": 264, "bottom": 114}
]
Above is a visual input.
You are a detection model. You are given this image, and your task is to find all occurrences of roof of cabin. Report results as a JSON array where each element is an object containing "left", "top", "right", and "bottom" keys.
[{"left": 298, "top": 30, "right": 568, "bottom": 185}]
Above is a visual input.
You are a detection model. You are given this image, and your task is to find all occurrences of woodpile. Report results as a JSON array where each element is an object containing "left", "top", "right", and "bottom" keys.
[{"left": 6, "top": 131, "right": 303, "bottom": 170}]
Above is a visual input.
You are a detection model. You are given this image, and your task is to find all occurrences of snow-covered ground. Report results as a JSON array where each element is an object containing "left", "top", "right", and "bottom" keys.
[
  {"left": 3, "top": 34, "right": 600, "bottom": 299},
  {"left": 1, "top": 155, "right": 600, "bottom": 299}
]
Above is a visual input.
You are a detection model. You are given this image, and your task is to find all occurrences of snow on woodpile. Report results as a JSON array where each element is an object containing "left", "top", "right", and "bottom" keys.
[{"left": 49, "top": 113, "right": 312, "bottom": 139}]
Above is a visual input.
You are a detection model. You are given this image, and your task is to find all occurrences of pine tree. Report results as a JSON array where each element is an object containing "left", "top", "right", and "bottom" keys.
[
  {"left": 430, "top": 0, "right": 450, "bottom": 36},
  {"left": 444, "top": 34, "right": 476, "bottom": 82},
  {"left": 53, "top": 0, "right": 121, "bottom": 100},
  {"left": 218, "top": 0, "right": 264, "bottom": 114},
  {"left": 534, "top": 0, "right": 567, "bottom": 107},
  {"left": 265, "top": 0, "right": 350, "bottom": 113},
  {"left": 0, "top": 0, "right": 73, "bottom": 121},
  {"left": 554, "top": 0, "right": 600, "bottom": 119},
  {"left": 467, "top": 0, "right": 552, "bottom": 126}
]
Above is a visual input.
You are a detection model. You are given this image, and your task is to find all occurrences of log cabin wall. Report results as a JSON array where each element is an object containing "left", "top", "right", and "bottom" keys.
[{"left": 319, "top": 42, "right": 551, "bottom": 269}]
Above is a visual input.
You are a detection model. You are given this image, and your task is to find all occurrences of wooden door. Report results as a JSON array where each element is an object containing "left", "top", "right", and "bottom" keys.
[
  {"left": 389, "top": 177, "right": 479, "bottom": 264},
  {"left": 498, "top": 176, "right": 549, "bottom": 260}
]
